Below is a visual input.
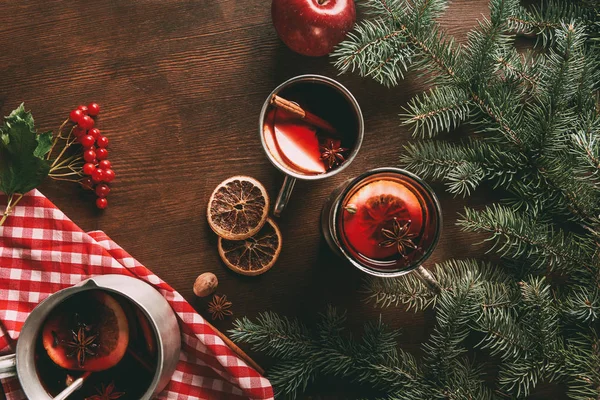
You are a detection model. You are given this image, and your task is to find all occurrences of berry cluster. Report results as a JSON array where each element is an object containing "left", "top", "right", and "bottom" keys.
[{"left": 68, "top": 103, "right": 115, "bottom": 209}]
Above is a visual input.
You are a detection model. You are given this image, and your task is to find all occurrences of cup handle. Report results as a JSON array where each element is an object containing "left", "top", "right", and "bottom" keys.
[
  {"left": 273, "top": 175, "right": 296, "bottom": 217},
  {"left": 413, "top": 265, "right": 442, "bottom": 295},
  {"left": 0, "top": 353, "right": 16, "bottom": 379}
]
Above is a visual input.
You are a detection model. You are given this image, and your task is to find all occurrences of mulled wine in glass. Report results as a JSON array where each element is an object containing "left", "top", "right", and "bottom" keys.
[
  {"left": 34, "top": 290, "right": 158, "bottom": 400},
  {"left": 321, "top": 168, "right": 442, "bottom": 278}
]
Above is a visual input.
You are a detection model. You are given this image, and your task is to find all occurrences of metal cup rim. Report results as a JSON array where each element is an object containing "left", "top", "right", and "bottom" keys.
[{"left": 258, "top": 74, "right": 364, "bottom": 181}]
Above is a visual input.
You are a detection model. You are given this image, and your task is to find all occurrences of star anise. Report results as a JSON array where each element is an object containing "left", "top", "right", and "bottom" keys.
[
  {"left": 85, "top": 382, "right": 125, "bottom": 400},
  {"left": 208, "top": 294, "right": 233, "bottom": 320},
  {"left": 320, "top": 139, "right": 348, "bottom": 170},
  {"left": 379, "top": 217, "right": 418, "bottom": 256},
  {"left": 64, "top": 325, "right": 98, "bottom": 367}
]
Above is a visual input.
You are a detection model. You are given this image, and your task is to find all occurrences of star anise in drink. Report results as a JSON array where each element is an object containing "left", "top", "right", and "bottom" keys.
[
  {"left": 208, "top": 294, "right": 233, "bottom": 320},
  {"left": 379, "top": 218, "right": 418, "bottom": 256},
  {"left": 85, "top": 382, "right": 125, "bottom": 400},
  {"left": 64, "top": 324, "right": 98, "bottom": 367},
  {"left": 320, "top": 138, "right": 348, "bottom": 170}
]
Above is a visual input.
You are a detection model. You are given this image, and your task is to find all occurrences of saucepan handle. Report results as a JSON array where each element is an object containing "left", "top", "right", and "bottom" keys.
[
  {"left": 0, "top": 353, "right": 16, "bottom": 379},
  {"left": 273, "top": 175, "right": 296, "bottom": 217}
]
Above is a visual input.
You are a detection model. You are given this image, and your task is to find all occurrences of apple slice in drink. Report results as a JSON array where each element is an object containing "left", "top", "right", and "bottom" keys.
[
  {"left": 263, "top": 109, "right": 308, "bottom": 175},
  {"left": 272, "top": 109, "right": 326, "bottom": 175}
]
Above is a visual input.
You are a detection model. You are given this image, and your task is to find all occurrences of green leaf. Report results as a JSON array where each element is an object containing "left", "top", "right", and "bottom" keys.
[
  {"left": 0, "top": 105, "right": 51, "bottom": 196},
  {"left": 4, "top": 103, "right": 35, "bottom": 132},
  {"left": 34, "top": 131, "right": 53, "bottom": 159}
]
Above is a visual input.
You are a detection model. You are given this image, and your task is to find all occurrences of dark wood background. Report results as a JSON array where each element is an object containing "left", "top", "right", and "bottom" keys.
[{"left": 0, "top": 1, "right": 558, "bottom": 398}]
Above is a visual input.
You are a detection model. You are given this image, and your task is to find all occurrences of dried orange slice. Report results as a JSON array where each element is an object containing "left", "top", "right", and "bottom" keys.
[
  {"left": 218, "top": 218, "right": 282, "bottom": 276},
  {"left": 207, "top": 176, "right": 270, "bottom": 240}
]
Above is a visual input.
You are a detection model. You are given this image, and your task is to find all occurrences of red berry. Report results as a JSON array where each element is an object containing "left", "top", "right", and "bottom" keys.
[
  {"left": 96, "top": 148, "right": 109, "bottom": 160},
  {"left": 91, "top": 168, "right": 104, "bottom": 183},
  {"left": 95, "top": 183, "right": 110, "bottom": 198},
  {"left": 96, "top": 135, "right": 109, "bottom": 148},
  {"left": 78, "top": 115, "right": 94, "bottom": 130},
  {"left": 88, "top": 128, "right": 101, "bottom": 139},
  {"left": 99, "top": 160, "right": 112, "bottom": 170},
  {"left": 69, "top": 109, "right": 84, "bottom": 123},
  {"left": 80, "top": 177, "right": 94, "bottom": 190},
  {"left": 96, "top": 197, "right": 108, "bottom": 209},
  {"left": 72, "top": 126, "right": 86, "bottom": 137},
  {"left": 103, "top": 169, "right": 115, "bottom": 182},
  {"left": 83, "top": 163, "right": 96, "bottom": 176},
  {"left": 79, "top": 135, "right": 95, "bottom": 148},
  {"left": 83, "top": 149, "right": 97, "bottom": 163},
  {"left": 77, "top": 105, "right": 89, "bottom": 115},
  {"left": 88, "top": 103, "right": 100, "bottom": 117}
]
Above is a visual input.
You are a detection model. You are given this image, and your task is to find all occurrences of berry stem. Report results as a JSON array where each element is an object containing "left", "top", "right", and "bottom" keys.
[
  {"left": 50, "top": 126, "right": 76, "bottom": 169},
  {"left": 47, "top": 118, "right": 70, "bottom": 160},
  {"left": 50, "top": 154, "right": 79, "bottom": 172},
  {"left": 0, "top": 193, "right": 24, "bottom": 227},
  {"left": 49, "top": 171, "right": 82, "bottom": 178},
  {"left": 47, "top": 176, "right": 82, "bottom": 183}
]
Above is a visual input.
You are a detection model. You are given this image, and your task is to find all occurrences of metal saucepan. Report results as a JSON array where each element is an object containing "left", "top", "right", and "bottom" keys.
[{"left": 0, "top": 274, "right": 181, "bottom": 399}]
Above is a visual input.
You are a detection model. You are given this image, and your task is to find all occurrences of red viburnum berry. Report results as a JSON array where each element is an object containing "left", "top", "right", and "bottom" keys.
[
  {"left": 96, "top": 135, "right": 109, "bottom": 148},
  {"left": 96, "top": 197, "right": 108, "bottom": 209},
  {"left": 82, "top": 163, "right": 96, "bottom": 176},
  {"left": 103, "top": 169, "right": 115, "bottom": 183},
  {"left": 88, "top": 128, "right": 101, "bottom": 139},
  {"left": 87, "top": 102, "right": 100, "bottom": 116},
  {"left": 91, "top": 168, "right": 104, "bottom": 183},
  {"left": 69, "top": 109, "right": 84, "bottom": 123},
  {"left": 78, "top": 115, "right": 94, "bottom": 130},
  {"left": 96, "top": 148, "right": 108, "bottom": 160},
  {"left": 83, "top": 149, "right": 97, "bottom": 163},
  {"left": 95, "top": 184, "right": 110, "bottom": 198},
  {"left": 80, "top": 177, "right": 94, "bottom": 190},
  {"left": 99, "top": 160, "right": 111, "bottom": 170},
  {"left": 79, "top": 135, "right": 95, "bottom": 148}
]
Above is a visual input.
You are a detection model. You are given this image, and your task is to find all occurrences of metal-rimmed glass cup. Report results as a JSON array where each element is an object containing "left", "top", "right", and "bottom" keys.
[
  {"left": 259, "top": 74, "right": 364, "bottom": 217},
  {"left": 321, "top": 167, "right": 443, "bottom": 281}
]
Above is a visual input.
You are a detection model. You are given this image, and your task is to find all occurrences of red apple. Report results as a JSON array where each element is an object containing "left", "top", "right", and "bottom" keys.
[{"left": 272, "top": 0, "right": 356, "bottom": 57}]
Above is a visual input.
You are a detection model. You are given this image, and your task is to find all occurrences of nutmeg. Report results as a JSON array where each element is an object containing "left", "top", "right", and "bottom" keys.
[{"left": 193, "top": 272, "right": 218, "bottom": 297}]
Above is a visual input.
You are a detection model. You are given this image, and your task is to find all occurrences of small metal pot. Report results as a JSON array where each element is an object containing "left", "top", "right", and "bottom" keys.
[{"left": 0, "top": 274, "right": 181, "bottom": 399}]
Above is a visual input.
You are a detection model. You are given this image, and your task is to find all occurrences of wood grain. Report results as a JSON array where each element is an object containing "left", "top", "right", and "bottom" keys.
[{"left": 0, "top": 1, "right": 560, "bottom": 398}]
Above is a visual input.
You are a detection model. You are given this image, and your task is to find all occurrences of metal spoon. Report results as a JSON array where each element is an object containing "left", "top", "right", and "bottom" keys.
[{"left": 52, "top": 371, "right": 91, "bottom": 400}]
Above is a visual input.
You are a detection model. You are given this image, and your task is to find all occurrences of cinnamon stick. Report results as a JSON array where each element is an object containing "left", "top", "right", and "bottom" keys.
[
  {"left": 205, "top": 320, "right": 265, "bottom": 375},
  {"left": 127, "top": 347, "right": 155, "bottom": 374},
  {"left": 270, "top": 94, "right": 339, "bottom": 136}
]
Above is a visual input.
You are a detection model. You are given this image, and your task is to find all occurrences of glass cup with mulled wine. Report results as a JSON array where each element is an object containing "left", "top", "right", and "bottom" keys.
[
  {"left": 34, "top": 290, "right": 158, "bottom": 399},
  {"left": 321, "top": 168, "right": 442, "bottom": 284},
  {"left": 259, "top": 74, "right": 364, "bottom": 216}
]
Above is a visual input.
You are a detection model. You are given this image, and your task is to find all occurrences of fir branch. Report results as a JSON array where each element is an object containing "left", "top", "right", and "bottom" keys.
[
  {"left": 565, "top": 331, "right": 600, "bottom": 400},
  {"left": 400, "top": 139, "right": 528, "bottom": 194},
  {"left": 362, "top": 272, "right": 434, "bottom": 311},
  {"left": 332, "top": 19, "right": 412, "bottom": 87},
  {"left": 571, "top": 128, "right": 600, "bottom": 187},
  {"left": 508, "top": 1, "right": 589, "bottom": 47},
  {"left": 229, "top": 312, "right": 314, "bottom": 360},
  {"left": 563, "top": 286, "right": 600, "bottom": 323},
  {"left": 422, "top": 284, "right": 480, "bottom": 387},
  {"left": 401, "top": 86, "right": 472, "bottom": 138},
  {"left": 495, "top": 278, "right": 564, "bottom": 397},
  {"left": 458, "top": 206, "right": 599, "bottom": 283},
  {"left": 494, "top": 48, "right": 544, "bottom": 92}
]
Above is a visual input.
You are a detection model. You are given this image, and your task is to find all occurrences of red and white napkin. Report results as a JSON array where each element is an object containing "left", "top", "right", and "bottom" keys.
[{"left": 0, "top": 190, "right": 274, "bottom": 400}]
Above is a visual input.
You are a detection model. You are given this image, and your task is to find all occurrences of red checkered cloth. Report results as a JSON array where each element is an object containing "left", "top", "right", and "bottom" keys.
[{"left": 0, "top": 189, "right": 274, "bottom": 400}]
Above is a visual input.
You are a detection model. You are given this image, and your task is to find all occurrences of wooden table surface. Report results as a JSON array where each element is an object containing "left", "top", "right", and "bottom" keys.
[{"left": 1, "top": 1, "right": 555, "bottom": 399}]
